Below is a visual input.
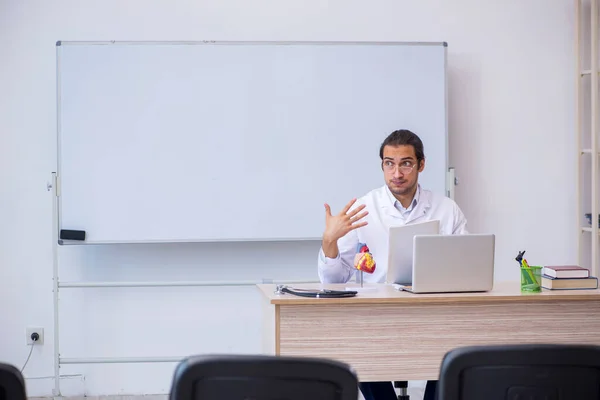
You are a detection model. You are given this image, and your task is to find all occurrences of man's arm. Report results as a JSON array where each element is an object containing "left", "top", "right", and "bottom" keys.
[
  {"left": 316, "top": 198, "right": 368, "bottom": 283},
  {"left": 452, "top": 203, "right": 469, "bottom": 234},
  {"left": 317, "top": 228, "right": 359, "bottom": 283}
]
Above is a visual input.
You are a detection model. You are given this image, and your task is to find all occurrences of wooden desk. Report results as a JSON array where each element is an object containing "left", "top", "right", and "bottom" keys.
[{"left": 257, "top": 282, "right": 600, "bottom": 381}]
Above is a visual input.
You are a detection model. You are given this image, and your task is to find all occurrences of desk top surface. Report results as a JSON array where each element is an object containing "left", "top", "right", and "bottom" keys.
[{"left": 257, "top": 281, "right": 600, "bottom": 305}]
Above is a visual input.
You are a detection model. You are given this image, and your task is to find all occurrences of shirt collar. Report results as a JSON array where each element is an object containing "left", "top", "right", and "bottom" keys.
[{"left": 385, "top": 184, "right": 421, "bottom": 214}]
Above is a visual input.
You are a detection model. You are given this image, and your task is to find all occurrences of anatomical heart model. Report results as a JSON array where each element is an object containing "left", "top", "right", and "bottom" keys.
[{"left": 354, "top": 243, "right": 376, "bottom": 278}]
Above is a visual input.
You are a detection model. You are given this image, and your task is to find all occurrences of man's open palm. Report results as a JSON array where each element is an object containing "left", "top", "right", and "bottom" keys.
[{"left": 323, "top": 198, "right": 369, "bottom": 243}]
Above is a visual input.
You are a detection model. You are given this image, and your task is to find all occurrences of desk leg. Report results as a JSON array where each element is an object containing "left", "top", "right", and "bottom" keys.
[{"left": 261, "top": 296, "right": 279, "bottom": 355}]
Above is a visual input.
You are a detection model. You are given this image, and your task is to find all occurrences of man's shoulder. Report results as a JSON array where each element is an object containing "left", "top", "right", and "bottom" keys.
[
  {"left": 421, "top": 188, "right": 462, "bottom": 212},
  {"left": 357, "top": 185, "right": 388, "bottom": 203}
]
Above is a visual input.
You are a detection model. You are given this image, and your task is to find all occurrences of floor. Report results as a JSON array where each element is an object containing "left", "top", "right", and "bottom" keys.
[{"left": 31, "top": 381, "right": 427, "bottom": 400}]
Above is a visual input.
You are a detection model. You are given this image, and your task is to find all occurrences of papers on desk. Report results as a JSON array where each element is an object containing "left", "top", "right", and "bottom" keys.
[{"left": 345, "top": 286, "right": 378, "bottom": 292}]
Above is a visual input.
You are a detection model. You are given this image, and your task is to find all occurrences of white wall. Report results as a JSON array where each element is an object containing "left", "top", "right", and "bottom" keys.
[{"left": 1, "top": 0, "right": 576, "bottom": 397}]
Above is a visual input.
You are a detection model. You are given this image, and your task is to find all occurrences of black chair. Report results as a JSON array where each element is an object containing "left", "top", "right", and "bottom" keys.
[
  {"left": 0, "top": 363, "right": 26, "bottom": 400},
  {"left": 169, "top": 354, "right": 358, "bottom": 400},
  {"left": 437, "top": 344, "right": 600, "bottom": 400}
]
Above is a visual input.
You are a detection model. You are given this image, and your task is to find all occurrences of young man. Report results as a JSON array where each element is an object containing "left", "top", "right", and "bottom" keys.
[{"left": 317, "top": 129, "right": 468, "bottom": 400}]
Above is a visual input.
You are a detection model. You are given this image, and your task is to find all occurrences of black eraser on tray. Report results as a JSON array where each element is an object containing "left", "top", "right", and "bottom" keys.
[{"left": 60, "top": 229, "right": 86, "bottom": 241}]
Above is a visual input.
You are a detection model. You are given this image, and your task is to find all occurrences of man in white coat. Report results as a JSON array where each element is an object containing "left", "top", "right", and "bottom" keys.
[{"left": 317, "top": 129, "right": 468, "bottom": 400}]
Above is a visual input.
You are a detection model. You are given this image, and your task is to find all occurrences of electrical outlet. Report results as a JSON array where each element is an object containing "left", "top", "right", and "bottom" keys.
[{"left": 26, "top": 327, "right": 44, "bottom": 345}]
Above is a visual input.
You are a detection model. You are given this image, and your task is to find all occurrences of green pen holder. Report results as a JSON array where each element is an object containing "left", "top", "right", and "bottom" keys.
[{"left": 520, "top": 265, "right": 542, "bottom": 292}]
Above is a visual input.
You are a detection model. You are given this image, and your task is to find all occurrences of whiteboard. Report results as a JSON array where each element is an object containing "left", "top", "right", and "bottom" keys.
[{"left": 56, "top": 41, "right": 449, "bottom": 243}]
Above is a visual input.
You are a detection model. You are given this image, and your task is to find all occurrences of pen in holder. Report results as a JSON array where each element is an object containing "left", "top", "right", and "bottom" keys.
[{"left": 515, "top": 250, "right": 542, "bottom": 293}]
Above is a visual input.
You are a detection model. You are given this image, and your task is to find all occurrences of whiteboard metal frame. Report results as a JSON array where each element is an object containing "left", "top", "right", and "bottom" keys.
[
  {"left": 51, "top": 40, "right": 453, "bottom": 396},
  {"left": 56, "top": 40, "right": 448, "bottom": 46},
  {"left": 55, "top": 40, "right": 454, "bottom": 245},
  {"left": 49, "top": 181, "right": 318, "bottom": 394},
  {"left": 49, "top": 177, "right": 317, "bottom": 396}
]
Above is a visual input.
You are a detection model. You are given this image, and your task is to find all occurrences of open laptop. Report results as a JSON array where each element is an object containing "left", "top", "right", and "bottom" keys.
[
  {"left": 393, "top": 233, "right": 495, "bottom": 294},
  {"left": 386, "top": 220, "right": 440, "bottom": 285}
]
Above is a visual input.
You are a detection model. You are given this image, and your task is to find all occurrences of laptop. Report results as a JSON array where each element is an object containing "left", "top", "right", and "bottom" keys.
[
  {"left": 394, "top": 233, "right": 495, "bottom": 294},
  {"left": 386, "top": 220, "right": 440, "bottom": 285}
]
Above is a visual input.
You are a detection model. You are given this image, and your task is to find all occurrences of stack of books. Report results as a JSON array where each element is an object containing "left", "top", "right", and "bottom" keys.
[{"left": 541, "top": 265, "right": 598, "bottom": 290}]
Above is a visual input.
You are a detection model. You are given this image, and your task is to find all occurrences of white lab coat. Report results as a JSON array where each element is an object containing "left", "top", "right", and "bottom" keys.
[{"left": 318, "top": 185, "right": 468, "bottom": 284}]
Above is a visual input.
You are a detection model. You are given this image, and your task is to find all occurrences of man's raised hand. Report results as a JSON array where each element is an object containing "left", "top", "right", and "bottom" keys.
[{"left": 323, "top": 198, "right": 369, "bottom": 245}]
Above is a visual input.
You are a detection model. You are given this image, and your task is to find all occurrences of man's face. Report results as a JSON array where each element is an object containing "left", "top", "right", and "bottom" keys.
[{"left": 382, "top": 144, "right": 424, "bottom": 197}]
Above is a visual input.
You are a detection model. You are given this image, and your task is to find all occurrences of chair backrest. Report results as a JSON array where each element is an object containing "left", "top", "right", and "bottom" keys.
[
  {"left": 437, "top": 344, "right": 600, "bottom": 400},
  {"left": 0, "top": 363, "right": 26, "bottom": 400},
  {"left": 169, "top": 354, "right": 358, "bottom": 400}
]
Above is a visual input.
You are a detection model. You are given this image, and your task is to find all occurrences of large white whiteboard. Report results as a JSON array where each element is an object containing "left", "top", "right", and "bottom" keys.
[{"left": 56, "top": 41, "right": 449, "bottom": 243}]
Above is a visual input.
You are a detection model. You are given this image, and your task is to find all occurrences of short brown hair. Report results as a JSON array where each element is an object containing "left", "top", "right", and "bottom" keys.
[{"left": 379, "top": 129, "right": 425, "bottom": 166}]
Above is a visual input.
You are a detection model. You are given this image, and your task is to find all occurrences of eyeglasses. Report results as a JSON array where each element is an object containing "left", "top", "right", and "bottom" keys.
[{"left": 382, "top": 160, "right": 416, "bottom": 174}]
